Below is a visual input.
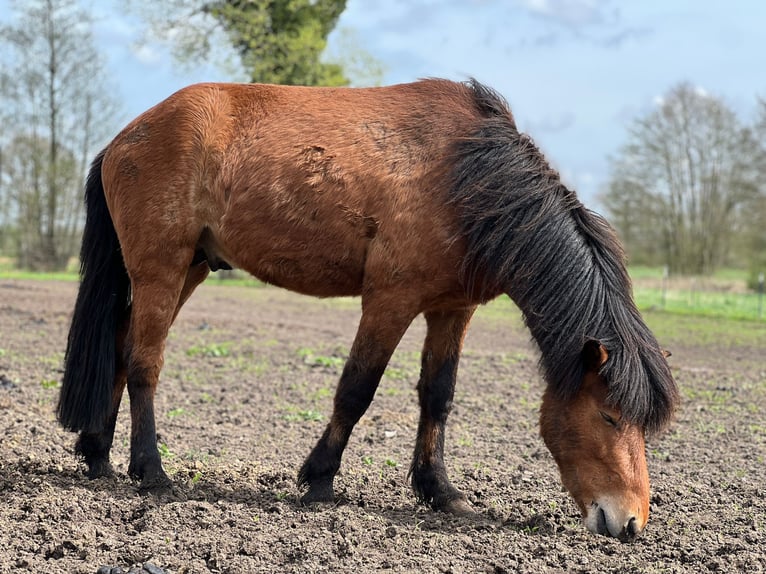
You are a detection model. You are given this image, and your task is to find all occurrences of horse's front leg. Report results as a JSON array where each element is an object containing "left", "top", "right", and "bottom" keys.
[
  {"left": 409, "top": 307, "right": 476, "bottom": 515},
  {"left": 298, "top": 296, "right": 417, "bottom": 504}
]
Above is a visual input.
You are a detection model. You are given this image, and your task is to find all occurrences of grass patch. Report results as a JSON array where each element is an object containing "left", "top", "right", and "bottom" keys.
[
  {"left": 4, "top": 258, "right": 761, "bottom": 324},
  {"left": 0, "top": 257, "right": 79, "bottom": 280},
  {"left": 474, "top": 266, "right": 764, "bottom": 323},
  {"left": 309, "top": 386, "right": 333, "bottom": 401},
  {"left": 630, "top": 266, "right": 763, "bottom": 321},
  {"left": 297, "top": 347, "right": 346, "bottom": 369},
  {"left": 629, "top": 266, "right": 750, "bottom": 282},
  {"left": 0, "top": 268, "right": 78, "bottom": 282},
  {"left": 158, "top": 443, "right": 173, "bottom": 458},
  {"left": 282, "top": 407, "right": 324, "bottom": 422},
  {"left": 474, "top": 295, "right": 525, "bottom": 326},
  {"left": 634, "top": 286, "right": 763, "bottom": 321},
  {"left": 641, "top": 311, "right": 765, "bottom": 349},
  {"left": 383, "top": 366, "right": 411, "bottom": 381},
  {"left": 186, "top": 341, "right": 232, "bottom": 358},
  {"left": 40, "top": 378, "right": 60, "bottom": 390}
]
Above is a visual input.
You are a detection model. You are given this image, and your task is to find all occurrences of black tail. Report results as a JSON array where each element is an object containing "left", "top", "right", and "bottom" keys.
[{"left": 57, "top": 149, "right": 131, "bottom": 434}]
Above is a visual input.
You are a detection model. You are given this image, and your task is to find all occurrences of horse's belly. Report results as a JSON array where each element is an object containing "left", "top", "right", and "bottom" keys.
[
  {"left": 222, "top": 226, "right": 367, "bottom": 297},
  {"left": 215, "top": 177, "right": 385, "bottom": 296},
  {"left": 247, "top": 249, "right": 365, "bottom": 297}
]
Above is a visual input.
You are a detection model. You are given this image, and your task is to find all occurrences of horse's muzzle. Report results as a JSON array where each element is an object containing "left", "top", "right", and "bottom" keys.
[{"left": 585, "top": 500, "right": 644, "bottom": 541}]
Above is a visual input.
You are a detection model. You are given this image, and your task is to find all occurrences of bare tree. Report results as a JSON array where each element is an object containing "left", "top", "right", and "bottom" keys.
[
  {"left": 0, "top": 0, "right": 118, "bottom": 270},
  {"left": 603, "top": 83, "right": 763, "bottom": 275},
  {"left": 743, "top": 98, "right": 766, "bottom": 287}
]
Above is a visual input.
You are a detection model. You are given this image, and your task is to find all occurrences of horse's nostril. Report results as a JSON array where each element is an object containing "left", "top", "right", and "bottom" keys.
[
  {"left": 596, "top": 507, "right": 608, "bottom": 535},
  {"left": 625, "top": 516, "right": 639, "bottom": 539}
]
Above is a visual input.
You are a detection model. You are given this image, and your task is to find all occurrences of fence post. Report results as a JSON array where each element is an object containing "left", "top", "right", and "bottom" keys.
[
  {"left": 759, "top": 272, "right": 764, "bottom": 320},
  {"left": 661, "top": 265, "right": 668, "bottom": 310}
]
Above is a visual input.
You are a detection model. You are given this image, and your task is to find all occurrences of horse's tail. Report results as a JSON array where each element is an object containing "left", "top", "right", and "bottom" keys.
[{"left": 57, "top": 149, "right": 131, "bottom": 434}]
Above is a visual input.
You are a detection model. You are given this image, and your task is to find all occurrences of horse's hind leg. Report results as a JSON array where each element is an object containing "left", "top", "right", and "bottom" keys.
[
  {"left": 410, "top": 307, "right": 476, "bottom": 515},
  {"left": 75, "top": 262, "right": 209, "bottom": 481},
  {"left": 125, "top": 260, "right": 208, "bottom": 489},
  {"left": 298, "top": 295, "right": 418, "bottom": 504},
  {"left": 75, "top": 320, "right": 129, "bottom": 478}
]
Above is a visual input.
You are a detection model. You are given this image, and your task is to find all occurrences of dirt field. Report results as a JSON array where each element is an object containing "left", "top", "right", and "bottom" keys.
[{"left": 1, "top": 278, "right": 764, "bottom": 573}]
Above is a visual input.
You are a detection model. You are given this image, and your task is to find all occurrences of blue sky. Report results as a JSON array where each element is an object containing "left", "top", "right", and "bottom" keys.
[{"left": 5, "top": 0, "right": 766, "bottom": 207}]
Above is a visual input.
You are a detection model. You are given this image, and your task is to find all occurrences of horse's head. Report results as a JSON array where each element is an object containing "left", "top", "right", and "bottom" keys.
[{"left": 539, "top": 340, "right": 650, "bottom": 540}]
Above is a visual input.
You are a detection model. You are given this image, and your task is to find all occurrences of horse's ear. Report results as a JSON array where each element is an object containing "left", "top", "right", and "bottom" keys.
[
  {"left": 582, "top": 339, "right": 608, "bottom": 373},
  {"left": 662, "top": 349, "right": 672, "bottom": 358}
]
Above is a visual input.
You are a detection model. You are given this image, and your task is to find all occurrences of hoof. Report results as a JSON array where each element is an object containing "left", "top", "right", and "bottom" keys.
[
  {"left": 85, "top": 459, "right": 115, "bottom": 480},
  {"left": 300, "top": 483, "right": 335, "bottom": 506},
  {"left": 442, "top": 497, "right": 476, "bottom": 517},
  {"left": 137, "top": 471, "right": 172, "bottom": 493}
]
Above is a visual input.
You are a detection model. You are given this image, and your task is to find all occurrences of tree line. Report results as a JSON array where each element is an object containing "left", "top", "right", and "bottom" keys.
[
  {"left": 1, "top": 0, "right": 764, "bottom": 284},
  {"left": 601, "top": 84, "right": 766, "bottom": 285}
]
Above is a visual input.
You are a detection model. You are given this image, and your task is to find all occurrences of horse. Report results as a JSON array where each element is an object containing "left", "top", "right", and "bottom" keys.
[{"left": 57, "top": 78, "right": 678, "bottom": 540}]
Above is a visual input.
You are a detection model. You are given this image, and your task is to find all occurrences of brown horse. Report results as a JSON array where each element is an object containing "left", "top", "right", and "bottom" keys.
[{"left": 57, "top": 79, "right": 678, "bottom": 540}]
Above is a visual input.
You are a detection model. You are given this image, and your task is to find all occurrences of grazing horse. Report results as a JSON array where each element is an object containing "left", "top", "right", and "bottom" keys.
[{"left": 57, "top": 79, "right": 678, "bottom": 539}]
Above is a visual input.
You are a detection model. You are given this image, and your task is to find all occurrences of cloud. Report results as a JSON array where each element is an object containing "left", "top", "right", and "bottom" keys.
[
  {"left": 518, "top": 0, "right": 606, "bottom": 28},
  {"left": 602, "top": 26, "right": 653, "bottom": 48},
  {"left": 525, "top": 111, "right": 576, "bottom": 134},
  {"left": 132, "top": 44, "right": 163, "bottom": 66},
  {"left": 514, "top": 0, "right": 653, "bottom": 49}
]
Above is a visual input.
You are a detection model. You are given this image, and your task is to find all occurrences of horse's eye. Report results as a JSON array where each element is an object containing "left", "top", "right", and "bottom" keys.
[{"left": 599, "top": 410, "right": 618, "bottom": 427}]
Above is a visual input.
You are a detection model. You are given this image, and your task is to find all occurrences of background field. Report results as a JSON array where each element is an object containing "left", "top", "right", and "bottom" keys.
[{"left": 0, "top": 278, "right": 764, "bottom": 573}]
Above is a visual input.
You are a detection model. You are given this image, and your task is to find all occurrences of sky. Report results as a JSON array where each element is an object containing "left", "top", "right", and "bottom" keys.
[{"left": 5, "top": 0, "right": 766, "bottom": 207}]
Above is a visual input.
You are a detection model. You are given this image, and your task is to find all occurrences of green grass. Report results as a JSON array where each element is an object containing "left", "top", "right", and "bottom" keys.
[
  {"left": 0, "top": 257, "right": 79, "bottom": 280},
  {"left": 158, "top": 443, "right": 173, "bottom": 458},
  {"left": 474, "top": 295, "right": 526, "bottom": 327},
  {"left": 629, "top": 266, "right": 750, "bottom": 281},
  {"left": 475, "top": 269, "right": 764, "bottom": 323},
  {"left": 630, "top": 266, "right": 763, "bottom": 321},
  {"left": 297, "top": 347, "right": 346, "bottom": 369},
  {"left": 640, "top": 311, "right": 765, "bottom": 349},
  {"left": 633, "top": 286, "right": 763, "bottom": 321},
  {"left": 0, "top": 268, "right": 78, "bottom": 282},
  {"left": 282, "top": 407, "right": 324, "bottom": 423},
  {"left": 186, "top": 341, "right": 232, "bottom": 358},
  {"left": 2, "top": 258, "right": 762, "bottom": 322},
  {"left": 40, "top": 378, "right": 60, "bottom": 390}
]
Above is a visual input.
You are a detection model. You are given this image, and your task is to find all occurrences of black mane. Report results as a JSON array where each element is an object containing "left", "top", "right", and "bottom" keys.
[{"left": 449, "top": 79, "right": 678, "bottom": 434}]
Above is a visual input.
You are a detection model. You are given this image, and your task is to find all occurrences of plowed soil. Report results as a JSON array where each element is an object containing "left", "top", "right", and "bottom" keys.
[{"left": 0, "top": 278, "right": 764, "bottom": 573}]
